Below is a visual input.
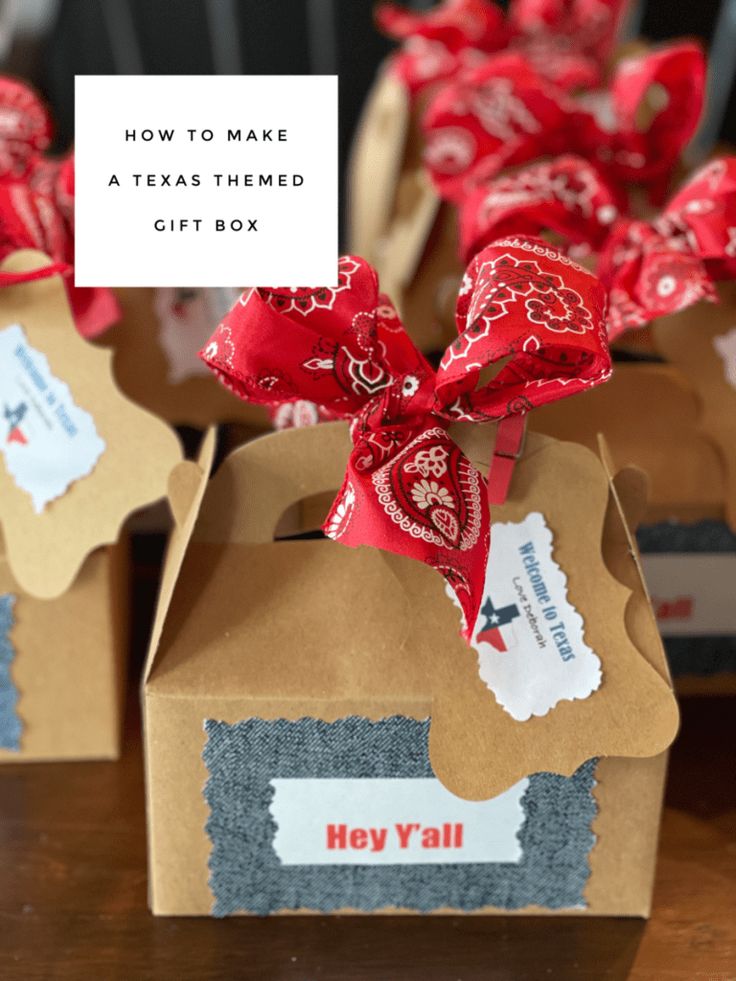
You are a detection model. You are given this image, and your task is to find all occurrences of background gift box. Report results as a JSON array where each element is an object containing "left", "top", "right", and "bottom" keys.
[
  {"left": 532, "top": 361, "right": 736, "bottom": 688},
  {"left": 95, "top": 287, "right": 272, "bottom": 433},
  {"left": 0, "top": 250, "right": 182, "bottom": 760}
]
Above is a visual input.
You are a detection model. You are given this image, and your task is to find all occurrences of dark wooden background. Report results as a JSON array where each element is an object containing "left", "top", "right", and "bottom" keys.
[{"left": 0, "top": 543, "right": 734, "bottom": 980}]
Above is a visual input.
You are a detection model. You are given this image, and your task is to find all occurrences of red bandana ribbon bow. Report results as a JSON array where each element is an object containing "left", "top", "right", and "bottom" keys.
[
  {"left": 599, "top": 157, "right": 736, "bottom": 340},
  {"left": 377, "top": 0, "right": 628, "bottom": 98},
  {"left": 507, "top": 0, "right": 630, "bottom": 90},
  {"left": 0, "top": 77, "right": 119, "bottom": 338},
  {"left": 377, "top": 0, "right": 508, "bottom": 98},
  {"left": 201, "top": 238, "right": 610, "bottom": 636},
  {"left": 422, "top": 41, "right": 705, "bottom": 204},
  {"left": 459, "top": 154, "right": 623, "bottom": 263}
]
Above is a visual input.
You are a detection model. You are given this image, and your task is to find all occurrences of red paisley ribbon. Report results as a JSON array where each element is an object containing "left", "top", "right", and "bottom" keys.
[
  {"left": 459, "top": 154, "right": 623, "bottom": 262},
  {"left": 0, "top": 77, "right": 119, "bottom": 338},
  {"left": 507, "top": 0, "right": 629, "bottom": 89},
  {"left": 200, "top": 238, "right": 611, "bottom": 636},
  {"left": 422, "top": 41, "right": 705, "bottom": 204},
  {"left": 0, "top": 77, "right": 53, "bottom": 181},
  {"left": 377, "top": 0, "right": 508, "bottom": 98},
  {"left": 599, "top": 157, "right": 736, "bottom": 340},
  {"left": 376, "top": 0, "right": 628, "bottom": 99}
]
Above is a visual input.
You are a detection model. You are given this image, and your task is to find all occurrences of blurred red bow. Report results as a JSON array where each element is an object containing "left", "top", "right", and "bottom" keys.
[
  {"left": 377, "top": 0, "right": 508, "bottom": 98},
  {"left": 459, "top": 154, "right": 623, "bottom": 263},
  {"left": 507, "top": 0, "right": 630, "bottom": 89},
  {"left": 201, "top": 238, "right": 611, "bottom": 636},
  {"left": 377, "top": 0, "right": 630, "bottom": 99},
  {"left": 422, "top": 42, "right": 705, "bottom": 204},
  {"left": 599, "top": 158, "right": 736, "bottom": 339},
  {"left": 0, "top": 77, "right": 119, "bottom": 338}
]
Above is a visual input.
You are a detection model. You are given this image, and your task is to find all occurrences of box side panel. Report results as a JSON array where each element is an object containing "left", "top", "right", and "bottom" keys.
[
  {"left": 586, "top": 753, "right": 669, "bottom": 917},
  {"left": 0, "top": 547, "right": 123, "bottom": 762}
]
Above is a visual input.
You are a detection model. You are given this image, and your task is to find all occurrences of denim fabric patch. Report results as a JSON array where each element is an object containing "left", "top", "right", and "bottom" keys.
[
  {"left": 663, "top": 637, "right": 736, "bottom": 676},
  {"left": 0, "top": 594, "right": 20, "bottom": 751},
  {"left": 203, "top": 716, "right": 597, "bottom": 917},
  {"left": 636, "top": 519, "right": 736, "bottom": 553},
  {"left": 637, "top": 520, "right": 736, "bottom": 676}
]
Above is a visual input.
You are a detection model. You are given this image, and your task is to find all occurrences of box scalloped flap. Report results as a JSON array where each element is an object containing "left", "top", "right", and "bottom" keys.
[
  {"left": 98, "top": 288, "right": 271, "bottom": 430},
  {"left": 143, "top": 427, "right": 216, "bottom": 684},
  {"left": 0, "top": 250, "right": 183, "bottom": 598},
  {"left": 531, "top": 362, "right": 726, "bottom": 521},
  {"left": 183, "top": 422, "right": 679, "bottom": 802},
  {"left": 652, "top": 284, "right": 736, "bottom": 530}
]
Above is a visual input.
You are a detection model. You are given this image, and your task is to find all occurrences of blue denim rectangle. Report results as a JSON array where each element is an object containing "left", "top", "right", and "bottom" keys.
[
  {"left": 0, "top": 594, "right": 20, "bottom": 751},
  {"left": 203, "top": 716, "right": 597, "bottom": 917}
]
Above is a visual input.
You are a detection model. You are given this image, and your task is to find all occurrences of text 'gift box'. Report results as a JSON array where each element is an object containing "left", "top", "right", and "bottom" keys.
[
  {"left": 0, "top": 251, "right": 181, "bottom": 761},
  {"left": 143, "top": 421, "right": 678, "bottom": 916}
]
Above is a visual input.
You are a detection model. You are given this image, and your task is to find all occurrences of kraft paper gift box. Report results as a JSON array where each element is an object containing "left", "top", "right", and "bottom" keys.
[
  {"left": 143, "top": 421, "right": 678, "bottom": 917},
  {"left": 0, "top": 250, "right": 182, "bottom": 761},
  {"left": 638, "top": 290, "right": 736, "bottom": 693},
  {"left": 532, "top": 361, "right": 736, "bottom": 690}
]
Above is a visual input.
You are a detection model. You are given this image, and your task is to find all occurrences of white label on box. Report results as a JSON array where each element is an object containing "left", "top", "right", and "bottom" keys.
[
  {"left": 642, "top": 552, "right": 736, "bottom": 636},
  {"left": 713, "top": 327, "right": 736, "bottom": 389},
  {"left": 74, "top": 75, "right": 338, "bottom": 287},
  {"left": 453, "top": 511, "right": 602, "bottom": 722},
  {"left": 155, "top": 286, "right": 240, "bottom": 383},
  {"left": 0, "top": 324, "right": 105, "bottom": 512},
  {"left": 269, "top": 777, "right": 528, "bottom": 866}
]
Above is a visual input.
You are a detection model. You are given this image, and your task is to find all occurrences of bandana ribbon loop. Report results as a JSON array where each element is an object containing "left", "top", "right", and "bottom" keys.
[
  {"left": 422, "top": 41, "right": 705, "bottom": 203},
  {"left": 201, "top": 239, "right": 611, "bottom": 637},
  {"left": 458, "top": 154, "right": 623, "bottom": 263},
  {"left": 377, "top": 0, "right": 508, "bottom": 98},
  {"left": 0, "top": 77, "right": 119, "bottom": 338},
  {"left": 599, "top": 157, "right": 736, "bottom": 339}
]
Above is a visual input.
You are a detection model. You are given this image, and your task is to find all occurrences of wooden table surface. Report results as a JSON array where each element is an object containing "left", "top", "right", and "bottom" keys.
[{"left": 0, "top": 554, "right": 735, "bottom": 981}]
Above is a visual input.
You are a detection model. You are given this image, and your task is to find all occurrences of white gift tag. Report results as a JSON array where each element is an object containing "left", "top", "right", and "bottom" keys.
[
  {"left": 155, "top": 286, "right": 241, "bottom": 384},
  {"left": 269, "top": 777, "right": 528, "bottom": 866},
  {"left": 451, "top": 511, "right": 602, "bottom": 722},
  {"left": 0, "top": 324, "right": 105, "bottom": 512}
]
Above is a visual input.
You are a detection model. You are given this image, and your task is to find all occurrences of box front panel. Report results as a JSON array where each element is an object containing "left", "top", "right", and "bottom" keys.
[{"left": 202, "top": 716, "right": 598, "bottom": 917}]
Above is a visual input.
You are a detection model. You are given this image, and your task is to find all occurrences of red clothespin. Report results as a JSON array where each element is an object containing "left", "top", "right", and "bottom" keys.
[{"left": 487, "top": 412, "right": 527, "bottom": 505}]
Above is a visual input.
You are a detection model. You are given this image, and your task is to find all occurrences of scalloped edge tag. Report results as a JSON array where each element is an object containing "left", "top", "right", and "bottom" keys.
[
  {"left": 460, "top": 511, "right": 602, "bottom": 721},
  {"left": 0, "top": 250, "right": 182, "bottom": 598}
]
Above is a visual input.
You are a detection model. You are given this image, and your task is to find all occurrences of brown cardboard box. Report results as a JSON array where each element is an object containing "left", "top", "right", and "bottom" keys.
[
  {"left": 144, "top": 422, "right": 677, "bottom": 916},
  {"left": 531, "top": 363, "right": 727, "bottom": 526},
  {"left": 0, "top": 543, "right": 127, "bottom": 761},
  {"left": 96, "top": 287, "right": 270, "bottom": 431},
  {"left": 0, "top": 251, "right": 182, "bottom": 760},
  {"left": 532, "top": 362, "right": 736, "bottom": 691}
]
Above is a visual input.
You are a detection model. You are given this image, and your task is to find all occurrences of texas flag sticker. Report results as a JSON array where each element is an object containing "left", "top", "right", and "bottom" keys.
[
  {"left": 448, "top": 512, "right": 602, "bottom": 721},
  {"left": 0, "top": 324, "right": 106, "bottom": 512}
]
